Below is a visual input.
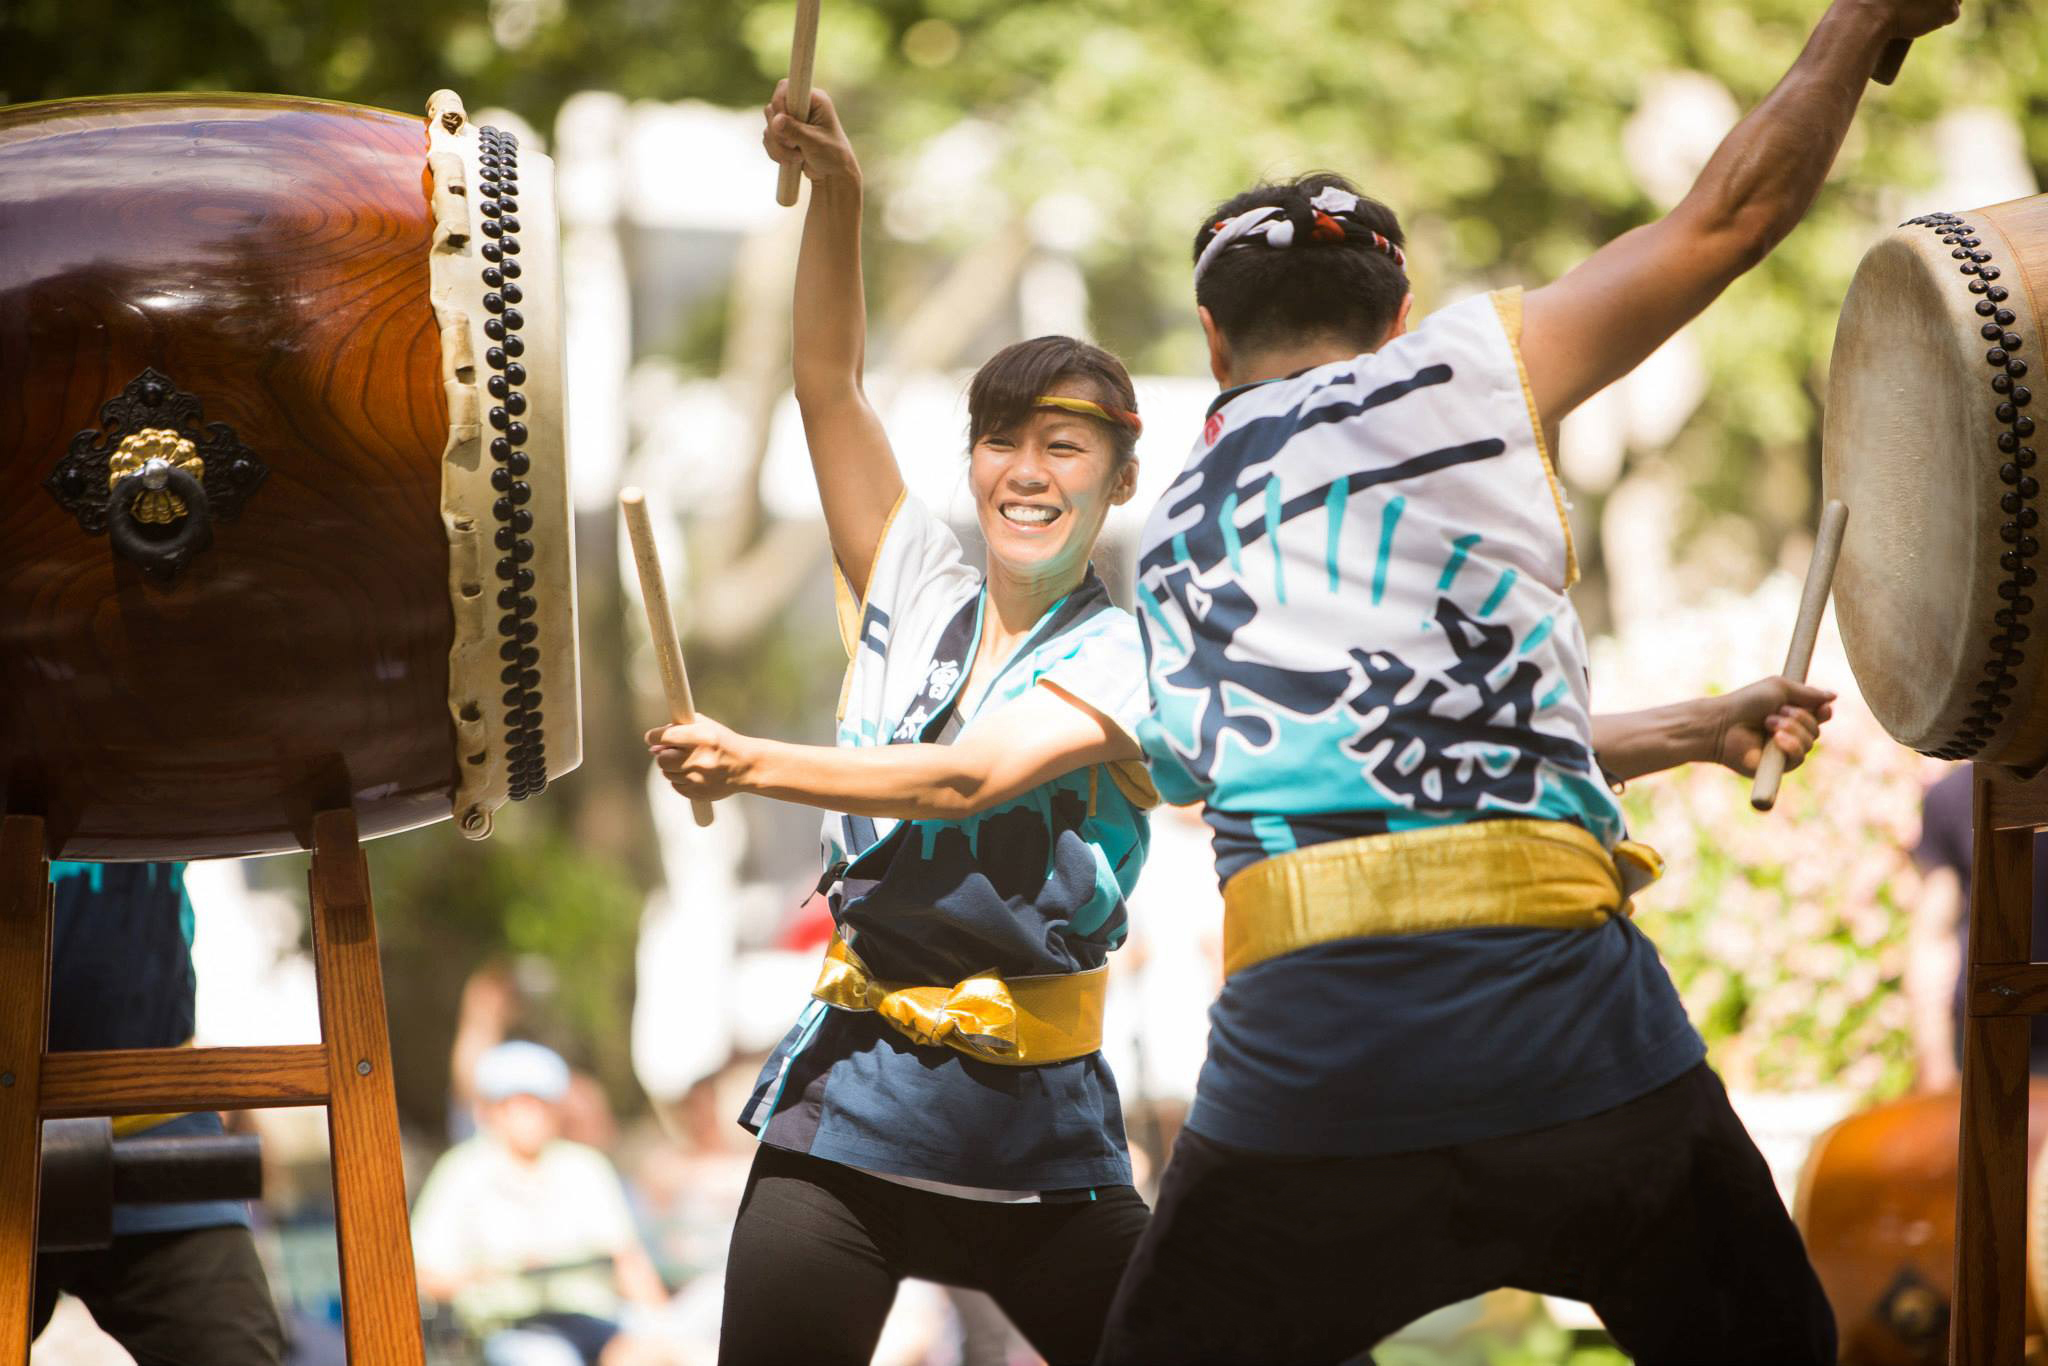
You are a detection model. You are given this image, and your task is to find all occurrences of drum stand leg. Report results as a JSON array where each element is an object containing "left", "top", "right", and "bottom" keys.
[
  {"left": 0, "top": 810, "right": 423, "bottom": 1366},
  {"left": 1954, "top": 766, "right": 2048, "bottom": 1365},
  {"left": 310, "top": 808, "right": 424, "bottom": 1365},
  {"left": 0, "top": 817, "right": 51, "bottom": 1366}
]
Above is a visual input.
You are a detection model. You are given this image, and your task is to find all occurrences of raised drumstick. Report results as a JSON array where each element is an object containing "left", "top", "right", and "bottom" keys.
[
  {"left": 1872, "top": 38, "right": 1911, "bottom": 85},
  {"left": 775, "top": 0, "right": 823, "bottom": 207},
  {"left": 1751, "top": 499, "right": 1850, "bottom": 812},
  {"left": 621, "top": 488, "right": 715, "bottom": 827}
]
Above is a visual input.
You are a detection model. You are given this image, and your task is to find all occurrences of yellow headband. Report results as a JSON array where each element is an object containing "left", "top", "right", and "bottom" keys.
[{"left": 1034, "top": 394, "right": 1143, "bottom": 437}]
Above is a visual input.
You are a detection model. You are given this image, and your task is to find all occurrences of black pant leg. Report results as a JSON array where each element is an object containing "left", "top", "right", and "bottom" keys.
[
  {"left": 1573, "top": 1066, "right": 1836, "bottom": 1365},
  {"left": 718, "top": 1145, "right": 905, "bottom": 1366},
  {"left": 972, "top": 1185, "right": 1149, "bottom": 1366},
  {"left": 31, "top": 1250, "right": 73, "bottom": 1339},
  {"left": 60, "top": 1225, "right": 283, "bottom": 1366},
  {"left": 1097, "top": 1130, "right": 1483, "bottom": 1365}
]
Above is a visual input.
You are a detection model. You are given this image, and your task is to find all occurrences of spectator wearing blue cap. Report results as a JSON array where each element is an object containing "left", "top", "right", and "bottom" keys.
[{"left": 410, "top": 1042, "right": 669, "bottom": 1366}]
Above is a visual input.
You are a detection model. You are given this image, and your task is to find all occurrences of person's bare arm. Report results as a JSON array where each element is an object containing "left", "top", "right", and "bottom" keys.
[
  {"left": 612, "top": 1243, "right": 670, "bottom": 1309},
  {"left": 447, "top": 964, "right": 517, "bottom": 1120},
  {"left": 1592, "top": 676, "right": 1833, "bottom": 783},
  {"left": 649, "top": 687, "right": 1140, "bottom": 821},
  {"left": 762, "top": 82, "right": 904, "bottom": 598},
  {"left": 1521, "top": 0, "right": 1958, "bottom": 428},
  {"left": 1906, "top": 865, "right": 1964, "bottom": 1092}
]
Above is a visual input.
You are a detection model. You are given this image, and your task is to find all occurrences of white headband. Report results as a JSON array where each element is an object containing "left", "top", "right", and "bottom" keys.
[
  {"left": 1193, "top": 206, "right": 1291, "bottom": 286},
  {"left": 1193, "top": 192, "right": 1407, "bottom": 287}
]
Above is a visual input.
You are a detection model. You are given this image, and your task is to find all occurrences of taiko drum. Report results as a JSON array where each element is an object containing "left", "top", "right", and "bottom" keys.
[{"left": 0, "top": 91, "right": 580, "bottom": 859}]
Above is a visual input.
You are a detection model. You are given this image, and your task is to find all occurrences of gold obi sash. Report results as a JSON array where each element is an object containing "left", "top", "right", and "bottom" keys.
[
  {"left": 810, "top": 933, "right": 1106, "bottom": 1066},
  {"left": 1221, "top": 819, "right": 1663, "bottom": 978}
]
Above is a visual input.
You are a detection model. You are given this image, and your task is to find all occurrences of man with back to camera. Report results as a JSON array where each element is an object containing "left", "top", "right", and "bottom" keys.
[{"left": 1100, "top": 1, "right": 1959, "bottom": 1361}]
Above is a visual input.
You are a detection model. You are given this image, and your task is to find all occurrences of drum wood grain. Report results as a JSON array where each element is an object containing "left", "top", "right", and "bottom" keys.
[
  {"left": 1799, "top": 1081, "right": 2048, "bottom": 1364},
  {"left": 0, "top": 96, "right": 456, "bottom": 859}
]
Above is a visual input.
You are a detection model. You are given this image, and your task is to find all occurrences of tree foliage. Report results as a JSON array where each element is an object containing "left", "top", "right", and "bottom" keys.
[
  {"left": 9, "top": 0, "right": 2042, "bottom": 556},
  {"left": 11, "top": 0, "right": 2044, "bottom": 1121}
]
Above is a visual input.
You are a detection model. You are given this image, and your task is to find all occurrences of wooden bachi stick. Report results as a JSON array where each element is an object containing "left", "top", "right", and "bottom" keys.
[{"left": 621, "top": 487, "right": 715, "bottom": 827}]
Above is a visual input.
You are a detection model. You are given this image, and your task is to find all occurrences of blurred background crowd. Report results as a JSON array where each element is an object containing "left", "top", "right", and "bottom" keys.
[{"left": 6, "top": 0, "right": 2048, "bottom": 1360}]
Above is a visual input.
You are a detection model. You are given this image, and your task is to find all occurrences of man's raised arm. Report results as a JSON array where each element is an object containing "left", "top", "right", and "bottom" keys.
[{"left": 1521, "top": 0, "right": 1959, "bottom": 427}]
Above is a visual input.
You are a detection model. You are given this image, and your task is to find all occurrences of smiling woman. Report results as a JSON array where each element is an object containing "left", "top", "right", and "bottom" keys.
[
  {"left": 965, "top": 339, "right": 1141, "bottom": 621},
  {"left": 639, "top": 81, "right": 1157, "bottom": 1366}
]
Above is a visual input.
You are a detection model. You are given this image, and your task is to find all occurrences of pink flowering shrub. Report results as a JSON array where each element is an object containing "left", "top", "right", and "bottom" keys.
[{"left": 1590, "top": 576, "right": 1947, "bottom": 1099}]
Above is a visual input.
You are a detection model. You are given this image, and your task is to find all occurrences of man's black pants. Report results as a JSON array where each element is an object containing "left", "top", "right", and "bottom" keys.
[
  {"left": 1097, "top": 1063, "right": 1836, "bottom": 1365},
  {"left": 34, "top": 1224, "right": 284, "bottom": 1366}
]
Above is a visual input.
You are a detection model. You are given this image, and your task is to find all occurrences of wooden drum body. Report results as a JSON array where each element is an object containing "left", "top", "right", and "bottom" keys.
[
  {"left": 0, "top": 92, "right": 580, "bottom": 859},
  {"left": 1826, "top": 195, "right": 2047, "bottom": 765},
  {"left": 1797, "top": 1084, "right": 2048, "bottom": 1364}
]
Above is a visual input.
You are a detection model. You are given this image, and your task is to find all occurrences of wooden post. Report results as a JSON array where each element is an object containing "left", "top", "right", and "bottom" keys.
[
  {"left": 1953, "top": 767, "right": 2041, "bottom": 1364},
  {"left": 309, "top": 809, "right": 425, "bottom": 1366},
  {"left": 0, "top": 808, "right": 421, "bottom": 1362},
  {"left": 0, "top": 817, "right": 50, "bottom": 1365}
]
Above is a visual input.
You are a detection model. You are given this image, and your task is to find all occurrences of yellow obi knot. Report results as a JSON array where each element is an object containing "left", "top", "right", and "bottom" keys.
[
  {"left": 1221, "top": 819, "right": 1662, "bottom": 978},
  {"left": 810, "top": 933, "right": 1106, "bottom": 1066},
  {"left": 109, "top": 1037, "right": 199, "bottom": 1137}
]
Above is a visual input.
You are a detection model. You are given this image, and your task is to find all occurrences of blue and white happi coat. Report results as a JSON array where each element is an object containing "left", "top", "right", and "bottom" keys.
[
  {"left": 744, "top": 491, "right": 1157, "bottom": 1193},
  {"left": 1139, "top": 289, "right": 1623, "bottom": 872},
  {"left": 1135, "top": 288, "right": 1704, "bottom": 1158}
]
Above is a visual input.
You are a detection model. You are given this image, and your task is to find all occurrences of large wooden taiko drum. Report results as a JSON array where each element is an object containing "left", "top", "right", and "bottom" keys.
[
  {"left": 0, "top": 92, "right": 580, "bottom": 859},
  {"left": 1796, "top": 1084, "right": 2048, "bottom": 1364},
  {"left": 1826, "top": 195, "right": 2046, "bottom": 765}
]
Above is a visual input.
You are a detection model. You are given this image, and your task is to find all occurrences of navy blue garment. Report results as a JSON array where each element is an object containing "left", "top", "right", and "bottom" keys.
[
  {"left": 743, "top": 492, "right": 1155, "bottom": 1193},
  {"left": 1135, "top": 291, "right": 1703, "bottom": 1156},
  {"left": 1187, "top": 923, "right": 1704, "bottom": 1157},
  {"left": 49, "top": 862, "right": 249, "bottom": 1235}
]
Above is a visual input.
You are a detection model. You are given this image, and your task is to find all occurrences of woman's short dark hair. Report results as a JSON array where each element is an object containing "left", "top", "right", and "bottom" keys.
[
  {"left": 1193, "top": 173, "right": 1408, "bottom": 356},
  {"left": 967, "top": 336, "right": 1141, "bottom": 467}
]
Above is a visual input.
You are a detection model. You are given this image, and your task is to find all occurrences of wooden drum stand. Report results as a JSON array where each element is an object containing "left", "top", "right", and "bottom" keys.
[
  {"left": 0, "top": 810, "right": 425, "bottom": 1365},
  {"left": 1956, "top": 766, "right": 2048, "bottom": 1364}
]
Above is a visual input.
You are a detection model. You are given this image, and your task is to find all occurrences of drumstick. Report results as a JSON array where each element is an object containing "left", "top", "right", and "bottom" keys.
[
  {"left": 1873, "top": 38, "right": 1912, "bottom": 86},
  {"left": 1751, "top": 499, "right": 1850, "bottom": 812},
  {"left": 621, "top": 488, "right": 715, "bottom": 828},
  {"left": 775, "top": 0, "right": 823, "bottom": 207}
]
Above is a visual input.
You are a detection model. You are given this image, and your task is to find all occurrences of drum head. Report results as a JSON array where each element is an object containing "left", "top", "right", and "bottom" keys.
[{"left": 1825, "top": 197, "right": 2046, "bottom": 766}]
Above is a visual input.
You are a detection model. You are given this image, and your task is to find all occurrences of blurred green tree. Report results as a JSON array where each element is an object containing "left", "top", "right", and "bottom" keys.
[{"left": 8, "top": 0, "right": 2042, "bottom": 588}]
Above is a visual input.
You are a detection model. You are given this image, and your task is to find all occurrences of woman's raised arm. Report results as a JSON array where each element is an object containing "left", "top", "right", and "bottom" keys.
[{"left": 764, "top": 81, "right": 904, "bottom": 598}]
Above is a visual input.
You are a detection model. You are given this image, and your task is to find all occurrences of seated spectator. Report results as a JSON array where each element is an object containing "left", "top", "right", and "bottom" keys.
[{"left": 411, "top": 1042, "right": 668, "bottom": 1366}]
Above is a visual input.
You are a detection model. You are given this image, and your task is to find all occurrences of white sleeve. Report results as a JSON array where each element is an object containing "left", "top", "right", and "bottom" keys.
[
  {"left": 571, "top": 1146, "right": 641, "bottom": 1255},
  {"left": 833, "top": 491, "right": 979, "bottom": 660},
  {"left": 1034, "top": 613, "right": 1154, "bottom": 748}
]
